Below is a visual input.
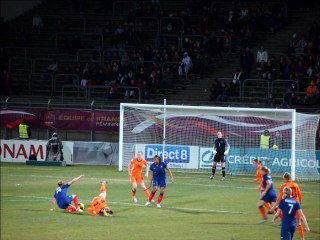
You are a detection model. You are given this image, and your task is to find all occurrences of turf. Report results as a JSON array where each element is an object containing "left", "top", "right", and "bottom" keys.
[{"left": 1, "top": 162, "right": 319, "bottom": 240}]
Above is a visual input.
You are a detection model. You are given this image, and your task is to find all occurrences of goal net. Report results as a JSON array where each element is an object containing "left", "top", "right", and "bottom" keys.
[{"left": 119, "top": 103, "right": 320, "bottom": 181}]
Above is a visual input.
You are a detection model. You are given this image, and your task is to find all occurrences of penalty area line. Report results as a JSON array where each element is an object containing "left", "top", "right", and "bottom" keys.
[
  {"left": 105, "top": 201, "right": 248, "bottom": 214},
  {"left": 1, "top": 195, "right": 247, "bottom": 215}
]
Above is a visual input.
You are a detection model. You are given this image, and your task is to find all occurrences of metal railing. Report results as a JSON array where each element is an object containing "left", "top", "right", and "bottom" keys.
[
  {"left": 29, "top": 73, "right": 54, "bottom": 96},
  {"left": 77, "top": 48, "right": 102, "bottom": 63},
  {"left": 271, "top": 79, "right": 300, "bottom": 93},
  {"left": 54, "top": 74, "right": 80, "bottom": 92},
  {"left": 135, "top": 17, "right": 159, "bottom": 32},
  {"left": 242, "top": 79, "right": 271, "bottom": 98},
  {"left": 55, "top": 32, "right": 104, "bottom": 50},
  {"left": 9, "top": 57, "right": 32, "bottom": 74},
  {"left": 3, "top": 47, "right": 27, "bottom": 59},
  {"left": 217, "top": 78, "right": 242, "bottom": 98},
  {"left": 155, "top": 34, "right": 181, "bottom": 49},
  {"left": 42, "top": 14, "right": 87, "bottom": 33},
  {"left": 61, "top": 85, "right": 142, "bottom": 103}
]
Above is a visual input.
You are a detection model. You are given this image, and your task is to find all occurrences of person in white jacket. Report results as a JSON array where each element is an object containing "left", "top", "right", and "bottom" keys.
[
  {"left": 256, "top": 45, "right": 268, "bottom": 64},
  {"left": 179, "top": 52, "right": 192, "bottom": 76}
]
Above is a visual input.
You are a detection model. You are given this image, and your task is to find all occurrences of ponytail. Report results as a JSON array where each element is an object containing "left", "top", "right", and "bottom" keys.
[{"left": 283, "top": 187, "right": 292, "bottom": 198}]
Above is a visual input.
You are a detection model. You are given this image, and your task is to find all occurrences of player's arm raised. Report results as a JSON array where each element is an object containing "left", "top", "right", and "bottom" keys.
[{"left": 67, "top": 175, "right": 84, "bottom": 186}]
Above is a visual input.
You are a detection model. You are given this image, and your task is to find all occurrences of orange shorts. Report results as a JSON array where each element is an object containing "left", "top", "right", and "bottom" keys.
[
  {"left": 296, "top": 210, "right": 301, "bottom": 220},
  {"left": 130, "top": 174, "right": 144, "bottom": 184},
  {"left": 88, "top": 202, "right": 108, "bottom": 215}
]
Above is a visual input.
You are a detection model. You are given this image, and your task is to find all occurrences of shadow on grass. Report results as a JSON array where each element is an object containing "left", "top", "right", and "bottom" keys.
[{"left": 162, "top": 206, "right": 245, "bottom": 215}]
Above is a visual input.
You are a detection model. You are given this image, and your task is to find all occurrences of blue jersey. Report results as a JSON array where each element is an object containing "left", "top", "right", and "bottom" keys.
[
  {"left": 260, "top": 174, "right": 277, "bottom": 203},
  {"left": 53, "top": 183, "right": 72, "bottom": 209},
  {"left": 150, "top": 162, "right": 168, "bottom": 179},
  {"left": 262, "top": 174, "right": 275, "bottom": 194},
  {"left": 278, "top": 197, "right": 301, "bottom": 240},
  {"left": 279, "top": 197, "right": 301, "bottom": 227}
]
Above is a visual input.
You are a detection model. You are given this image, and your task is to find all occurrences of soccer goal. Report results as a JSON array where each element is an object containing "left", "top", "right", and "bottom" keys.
[{"left": 119, "top": 102, "right": 320, "bottom": 181}]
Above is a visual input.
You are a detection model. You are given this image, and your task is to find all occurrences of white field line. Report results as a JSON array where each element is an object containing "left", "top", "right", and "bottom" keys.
[
  {"left": 1, "top": 195, "right": 247, "bottom": 214},
  {"left": 2, "top": 173, "right": 319, "bottom": 195}
]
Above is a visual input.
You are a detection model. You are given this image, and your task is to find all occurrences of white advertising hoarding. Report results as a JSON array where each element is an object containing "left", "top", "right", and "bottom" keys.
[
  {"left": 135, "top": 144, "right": 199, "bottom": 169},
  {"left": 0, "top": 140, "right": 73, "bottom": 165}
]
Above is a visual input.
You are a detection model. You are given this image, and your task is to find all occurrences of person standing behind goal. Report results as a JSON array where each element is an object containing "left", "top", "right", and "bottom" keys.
[{"left": 210, "top": 131, "right": 230, "bottom": 180}]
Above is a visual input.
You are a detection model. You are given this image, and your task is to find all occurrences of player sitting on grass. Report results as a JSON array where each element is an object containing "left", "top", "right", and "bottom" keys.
[
  {"left": 51, "top": 175, "right": 84, "bottom": 212},
  {"left": 87, "top": 179, "right": 113, "bottom": 217}
]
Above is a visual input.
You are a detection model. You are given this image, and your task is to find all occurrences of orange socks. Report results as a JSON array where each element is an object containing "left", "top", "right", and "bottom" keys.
[
  {"left": 143, "top": 188, "right": 151, "bottom": 198},
  {"left": 264, "top": 202, "right": 272, "bottom": 210},
  {"left": 100, "top": 183, "right": 106, "bottom": 192},
  {"left": 148, "top": 192, "right": 155, "bottom": 202},
  {"left": 65, "top": 206, "right": 76, "bottom": 212},
  {"left": 157, "top": 192, "right": 164, "bottom": 204},
  {"left": 259, "top": 206, "right": 267, "bottom": 219},
  {"left": 297, "top": 225, "right": 304, "bottom": 239},
  {"left": 132, "top": 189, "right": 136, "bottom": 198},
  {"left": 73, "top": 196, "right": 79, "bottom": 210}
]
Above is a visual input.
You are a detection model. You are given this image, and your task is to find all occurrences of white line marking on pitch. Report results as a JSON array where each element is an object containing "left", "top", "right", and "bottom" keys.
[
  {"left": 2, "top": 173, "right": 319, "bottom": 195},
  {"left": 1, "top": 195, "right": 247, "bottom": 214}
]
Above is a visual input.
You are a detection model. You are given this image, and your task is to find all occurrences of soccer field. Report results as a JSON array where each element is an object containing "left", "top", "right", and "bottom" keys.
[{"left": 1, "top": 163, "right": 319, "bottom": 240}]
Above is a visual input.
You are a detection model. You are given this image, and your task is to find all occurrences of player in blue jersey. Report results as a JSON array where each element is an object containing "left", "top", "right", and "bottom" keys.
[
  {"left": 257, "top": 166, "right": 277, "bottom": 223},
  {"left": 51, "top": 175, "right": 84, "bottom": 212},
  {"left": 145, "top": 155, "right": 174, "bottom": 208},
  {"left": 272, "top": 187, "right": 310, "bottom": 240}
]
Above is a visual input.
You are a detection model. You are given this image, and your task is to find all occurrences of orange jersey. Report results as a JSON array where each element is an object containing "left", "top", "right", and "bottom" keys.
[
  {"left": 254, "top": 165, "right": 263, "bottom": 183},
  {"left": 277, "top": 181, "right": 302, "bottom": 203},
  {"left": 254, "top": 165, "right": 264, "bottom": 191},
  {"left": 87, "top": 195, "right": 108, "bottom": 215},
  {"left": 129, "top": 157, "right": 148, "bottom": 177}
]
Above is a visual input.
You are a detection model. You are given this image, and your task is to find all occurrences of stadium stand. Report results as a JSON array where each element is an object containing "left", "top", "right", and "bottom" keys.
[{"left": 1, "top": 0, "right": 319, "bottom": 114}]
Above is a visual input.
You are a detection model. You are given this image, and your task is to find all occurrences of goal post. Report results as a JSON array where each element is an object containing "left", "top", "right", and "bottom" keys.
[{"left": 119, "top": 103, "right": 320, "bottom": 181}]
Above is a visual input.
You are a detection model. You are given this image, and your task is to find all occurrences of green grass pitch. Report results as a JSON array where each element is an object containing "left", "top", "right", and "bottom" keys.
[{"left": 1, "top": 162, "right": 319, "bottom": 240}]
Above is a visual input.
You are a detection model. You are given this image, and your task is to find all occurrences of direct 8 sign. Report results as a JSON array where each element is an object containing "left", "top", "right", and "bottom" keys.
[{"left": 144, "top": 144, "right": 190, "bottom": 163}]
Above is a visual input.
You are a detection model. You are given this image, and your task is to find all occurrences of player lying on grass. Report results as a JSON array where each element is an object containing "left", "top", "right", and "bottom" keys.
[
  {"left": 51, "top": 175, "right": 84, "bottom": 212},
  {"left": 87, "top": 179, "right": 113, "bottom": 217}
]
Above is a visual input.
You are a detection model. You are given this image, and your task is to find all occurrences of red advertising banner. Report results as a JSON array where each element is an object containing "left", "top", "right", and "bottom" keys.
[{"left": 1, "top": 108, "right": 119, "bottom": 132}]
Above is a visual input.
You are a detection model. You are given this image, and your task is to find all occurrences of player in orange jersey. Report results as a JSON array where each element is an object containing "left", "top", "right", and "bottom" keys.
[
  {"left": 271, "top": 172, "right": 305, "bottom": 239},
  {"left": 252, "top": 159, "right": 273, "bottom": 212},
  {"left": 87, "top": 179, "right": 113, "bottom": 217},
  {"left": 128, "top": 151, "right": 151, "bottom": 203}
]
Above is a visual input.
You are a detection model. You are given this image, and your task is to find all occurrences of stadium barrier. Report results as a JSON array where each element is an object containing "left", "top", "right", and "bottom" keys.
[
  {"left": 1, "top": 140, "right": 319, "bottom": 175},
  {"left": 26, "top": 160, "right": 66, "bottom": 166}
]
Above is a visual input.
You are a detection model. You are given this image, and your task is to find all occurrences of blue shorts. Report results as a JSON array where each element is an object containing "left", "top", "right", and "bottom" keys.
[
  {"left": 280, "top": 225, "right": 295, "bottom": 240},
  {"left": 260, "top": 191, "right": 277, "bottom": 203},
  {"left": 57, "top": 196, "right": 73, "bottom": 209},
  {"left": 153, "top": 178, "right": 166, "bottom": 188}
]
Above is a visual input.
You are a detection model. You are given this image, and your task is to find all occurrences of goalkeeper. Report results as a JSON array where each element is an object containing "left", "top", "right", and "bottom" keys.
[{"left": 209, "top": 131, "right": 230, "bottom": 180}]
